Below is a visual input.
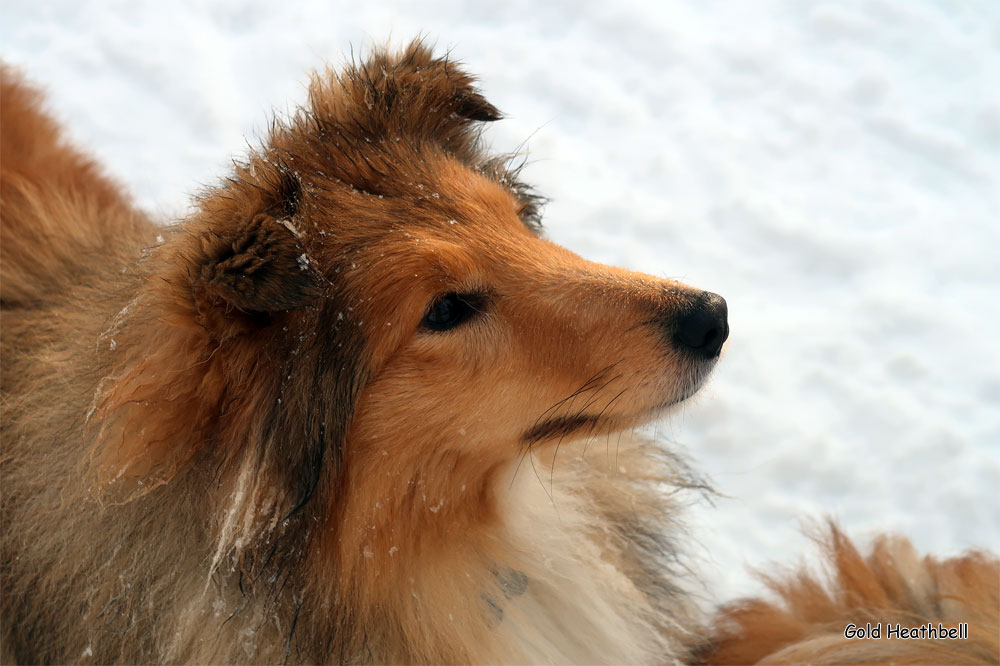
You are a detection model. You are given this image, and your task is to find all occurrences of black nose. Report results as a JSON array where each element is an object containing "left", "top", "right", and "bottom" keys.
[{"left": 674, "top": 292, "right": 729, "bottom": 359}]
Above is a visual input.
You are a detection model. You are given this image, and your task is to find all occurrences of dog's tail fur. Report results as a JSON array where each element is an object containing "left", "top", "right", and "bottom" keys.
[
  {"left": 700, "top": 522, "right": 1000, "bottom": 665},
  {"left": 0, "top": 66, "right": 148, "bottom": 308}
]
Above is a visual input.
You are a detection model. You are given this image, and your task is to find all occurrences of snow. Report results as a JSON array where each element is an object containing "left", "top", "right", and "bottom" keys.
[{"left": 4, "top": 1, "right": 998, "bottom": 603}]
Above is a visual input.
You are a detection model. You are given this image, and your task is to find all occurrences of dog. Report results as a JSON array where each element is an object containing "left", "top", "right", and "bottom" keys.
[{"left": 1, "top": 42, "right": 996, "bottom": 665}]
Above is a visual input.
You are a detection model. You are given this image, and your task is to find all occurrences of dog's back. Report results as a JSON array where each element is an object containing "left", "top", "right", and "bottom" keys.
[
  {"left": 0, "top": 67, "right": 150, "bottom": 310},
  {"left": 0, "top": 69, "right": 167, "bottom": 664}
]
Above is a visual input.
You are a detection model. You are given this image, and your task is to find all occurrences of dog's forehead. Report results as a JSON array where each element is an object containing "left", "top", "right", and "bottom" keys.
[{"left": 299, "top": 152, "right": 536, "bottom": 243}]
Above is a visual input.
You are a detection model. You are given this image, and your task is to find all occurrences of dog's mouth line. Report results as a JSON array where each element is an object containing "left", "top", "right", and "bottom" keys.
[
  {"left": 520, "top": 403, "right": 669, "bottom": 447},
  {"left": 522, "top": 362, "right": 718, "bottom": 447},
  {"left": 521, "top": 414, "right": 600, "bottom": 447}
]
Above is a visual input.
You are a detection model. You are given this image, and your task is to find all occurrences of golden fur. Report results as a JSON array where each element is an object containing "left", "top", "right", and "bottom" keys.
[
  {"left": 699, "top": 524, "right": 999, "bottom": 665},
  {"left": 1, "top": 43, "right": 997, "bottom": 665}
]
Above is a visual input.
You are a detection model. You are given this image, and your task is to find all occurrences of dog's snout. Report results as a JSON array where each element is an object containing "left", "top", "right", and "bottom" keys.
[{"left": 673, "top": 292, "right": 729, "bottom": 359}]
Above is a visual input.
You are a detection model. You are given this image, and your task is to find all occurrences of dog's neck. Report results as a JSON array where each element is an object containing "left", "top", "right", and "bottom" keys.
[{"left": 292, "top": 436, "right": 700, "bottom": 663}]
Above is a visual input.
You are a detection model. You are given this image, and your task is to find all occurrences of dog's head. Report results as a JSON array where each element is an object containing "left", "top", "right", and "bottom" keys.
[{"left": 93, "top": 41, "right": 726, "bottom": 553}]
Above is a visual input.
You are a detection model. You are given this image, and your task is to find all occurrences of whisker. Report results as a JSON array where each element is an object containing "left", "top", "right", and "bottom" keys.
[
  {"left": 523, "top": 362, "right": 621, "bottom": 444},
  {"left": 509, "top": 443, "right": 531, "bottom": 489},
  {"left": 527, "top": 448, "right": 557, "bottom": 513}
]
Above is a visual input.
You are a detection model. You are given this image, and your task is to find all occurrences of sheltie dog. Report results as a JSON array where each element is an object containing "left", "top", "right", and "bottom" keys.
[{"left": 2, "top": 42, "right": 997, "bottom": 664}]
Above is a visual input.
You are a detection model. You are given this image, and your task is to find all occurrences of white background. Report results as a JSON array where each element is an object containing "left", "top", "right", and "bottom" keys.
[{"left": 4, "top": 1, "right": 998, "bottom": 602}]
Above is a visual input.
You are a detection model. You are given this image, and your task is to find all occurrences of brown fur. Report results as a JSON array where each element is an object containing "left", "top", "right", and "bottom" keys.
[
  {"left": 700, "top": 523, "right": 1000, "bottom": 665},
  {"left": 2, "top": 45, "right": 997, "bottom": 665}
]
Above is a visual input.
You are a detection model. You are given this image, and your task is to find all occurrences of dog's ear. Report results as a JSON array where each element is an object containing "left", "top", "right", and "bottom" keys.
[
  {"left": 357, "top": 39, "right": 503, "bottom": 123},
  {"left": 190, "top": 213, "right": 322, "bottom": 336},
  {"left": 90, "top": 211, "right": 327, "bottom": 502},
  {"left": 308, "top": 40, "right": 501, "bottom": 158}
]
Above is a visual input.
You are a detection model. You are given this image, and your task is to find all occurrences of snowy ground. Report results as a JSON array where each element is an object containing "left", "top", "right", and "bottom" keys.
[{"left": 4, "top": 1, "right": 998, "bottom": 603}]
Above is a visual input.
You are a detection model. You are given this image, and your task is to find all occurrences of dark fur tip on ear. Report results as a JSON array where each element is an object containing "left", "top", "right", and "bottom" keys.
[
  {"left": 306, "top": 41, "right": 504, "bottom": 158},
  {"left": 195, "top": 215, "right": 321, "bottom": 316},
  {"left": 454, "top": 89, "right": 502, "bottom": 122}
]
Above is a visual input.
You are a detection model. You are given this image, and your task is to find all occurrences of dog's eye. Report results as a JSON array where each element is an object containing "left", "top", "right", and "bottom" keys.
[{"left": 422, "top": 293, "right": 481, "bottom": 332}]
